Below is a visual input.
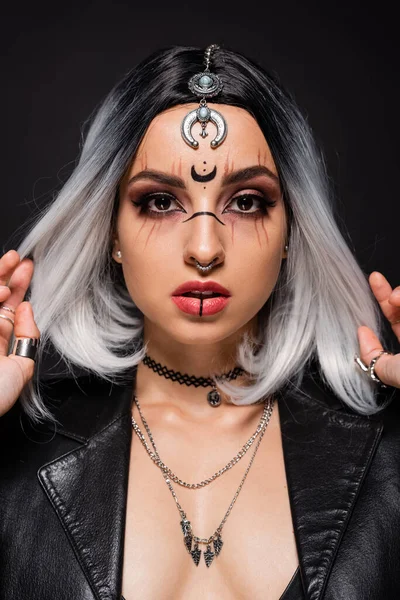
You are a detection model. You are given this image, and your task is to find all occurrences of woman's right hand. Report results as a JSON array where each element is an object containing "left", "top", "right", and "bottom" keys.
[{"left": 0, "top": 250, "right": 40, "bottom": 416}]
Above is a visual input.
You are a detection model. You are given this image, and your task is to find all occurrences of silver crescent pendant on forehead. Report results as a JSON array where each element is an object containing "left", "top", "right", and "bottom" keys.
[
  {"left": 181, "top": 106, "right": 227, "bottom": 149},
  {"left": 181, "top": 66, "right": 227, "bottom": 150}
]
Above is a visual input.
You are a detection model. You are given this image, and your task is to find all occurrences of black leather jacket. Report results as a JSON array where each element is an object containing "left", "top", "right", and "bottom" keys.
[{"left": 1, "top": 368, "right": 399, "bottom": 599}]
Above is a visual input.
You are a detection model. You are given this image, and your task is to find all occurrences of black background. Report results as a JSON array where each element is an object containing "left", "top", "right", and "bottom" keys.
[{"left": 2, "top": 0, "right": 399, "bottom": 285}]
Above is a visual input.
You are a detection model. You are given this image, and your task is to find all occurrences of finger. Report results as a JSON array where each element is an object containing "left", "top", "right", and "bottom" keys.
[
  {"left": 0, "top": 300, "right": 39, "bottom": 357},
  {"left": 369, "top": 271, "right": 400, "bottom": 337},
  {"left": 0, "top": 285, "right": 12, "bottom": 304},
  {"left": 0, "top": 250, "right": 20, "bottom": 286},
  {"left": 0, "top": 259, "right": 34, "bottom": 354},
  {"left": 0, "top": 287, "right": 15, "bottom": 355},
  {"left": 357, "top": 325, "right": 395, "bottom": 387},
  {"left": 5, "top": 258, "right": 34, "bottom": 311},
  {"left": 388, "top": 286, "right": 400, "bottom": 338},
  {"left": 8, "top": 302, "right": 40, "bottom": 384},
  {"left": 388, "top": 286, "right": 400, "bottom": 313},
  {"left": 369, "top": 271, "right": 393, "bottom": 312},
  {"left": 13, "top": 302, "right": 40, "bottom": 339},
  {"left": 357, "top": 326, "right": 384, "bottom": 364}
]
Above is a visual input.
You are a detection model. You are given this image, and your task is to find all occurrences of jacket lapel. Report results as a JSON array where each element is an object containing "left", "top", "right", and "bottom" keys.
[
  {"left": 38, "top": 377, "right": 134, "bottom": 600},
  {"left": 278, "top": 379, "right": 384, "bottom": 600},
  {"left": 37, "top": 370, "right": 384, "bottom": 600}
]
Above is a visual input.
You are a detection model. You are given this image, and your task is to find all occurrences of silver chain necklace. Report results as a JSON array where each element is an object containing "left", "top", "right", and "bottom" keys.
[
  {"left": 131, "top": 396, "right": 274, "bottom": 567},
  {"left": 132, "top": 395, "right": 271, "bottom": 488}
]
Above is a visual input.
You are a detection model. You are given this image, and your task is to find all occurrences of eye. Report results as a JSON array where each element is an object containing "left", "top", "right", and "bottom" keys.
[
  {"left": 131, "top": 190, "right": 277, "bottom": 219},
  {"left": 223, "top": 193, "right": 276, "bottom": 217},
  {"left": 132, "top": 192, "right": 185, "bottom": 217}
]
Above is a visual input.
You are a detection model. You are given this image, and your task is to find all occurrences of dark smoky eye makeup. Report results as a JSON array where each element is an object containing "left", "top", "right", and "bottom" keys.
[
  {"left": 222, "top": 192, "right": 277, "bottom": 218},
  {"left": 131, "top": 191, "right": 185, "bottom": 218},
  {"left": 130, "top": 187, "right": 278, "bottom": 219}
]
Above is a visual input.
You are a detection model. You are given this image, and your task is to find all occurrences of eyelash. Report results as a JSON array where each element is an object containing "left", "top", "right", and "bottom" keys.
[{"left": 131, "top": 191, "right": 277, "bottom": 219}]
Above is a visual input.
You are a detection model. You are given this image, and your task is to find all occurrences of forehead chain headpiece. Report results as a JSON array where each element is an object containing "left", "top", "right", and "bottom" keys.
[{"left": 181, "top": 44, "right": 227, "bottom": 150}]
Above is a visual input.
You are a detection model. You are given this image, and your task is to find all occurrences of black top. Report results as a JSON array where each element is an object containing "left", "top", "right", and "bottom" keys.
[{"left": 280, "top": 567, "right": 304, "bottom": 599}]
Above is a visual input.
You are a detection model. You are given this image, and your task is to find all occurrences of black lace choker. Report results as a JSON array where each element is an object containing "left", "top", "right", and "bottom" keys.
[{"left": 142, "top": 354, "right": 245, "bottom": 407}]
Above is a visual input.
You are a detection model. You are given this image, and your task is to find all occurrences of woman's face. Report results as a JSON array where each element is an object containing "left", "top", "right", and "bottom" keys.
[{"left": 115, "top": 104, "right": 287, "bottom": 349}]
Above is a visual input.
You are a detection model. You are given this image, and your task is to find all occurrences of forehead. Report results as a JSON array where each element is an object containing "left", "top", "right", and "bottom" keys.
[{"left": 133, "top": 103, "right": 277, "bottom": 174}]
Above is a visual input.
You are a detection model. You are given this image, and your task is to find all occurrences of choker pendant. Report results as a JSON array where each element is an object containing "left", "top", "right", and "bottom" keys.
[
  {"left": 141, "top": 354, "right": 245, "bottom": 407},
  {"left": 207, "top": 384, "right": 221, "bottom": 407}
]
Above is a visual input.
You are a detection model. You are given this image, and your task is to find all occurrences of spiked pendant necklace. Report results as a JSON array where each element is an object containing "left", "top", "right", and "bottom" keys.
[{"left": 132, "top": 395, "right": 274, "bottom": 568}]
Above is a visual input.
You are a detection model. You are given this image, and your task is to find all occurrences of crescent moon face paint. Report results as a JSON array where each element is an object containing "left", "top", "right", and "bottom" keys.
[
  {"left": 191, "top": 165, "right": 217, "bottom": 182},
  {"left": 181, "top": 44, "right": 228, "bottom": 150}
]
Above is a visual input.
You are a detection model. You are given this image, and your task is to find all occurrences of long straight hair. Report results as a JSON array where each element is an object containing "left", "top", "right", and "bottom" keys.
[{"left": 17, "top": 45, "right": 383, "bottom": 421}]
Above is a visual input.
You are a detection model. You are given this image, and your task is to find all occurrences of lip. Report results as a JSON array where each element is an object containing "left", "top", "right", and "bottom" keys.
[
  {"left": 172, "top": 295, "right": 230, "bottom": 316},
  {"left": 172, "top": 280, "right": 231, "bottom": 297}
]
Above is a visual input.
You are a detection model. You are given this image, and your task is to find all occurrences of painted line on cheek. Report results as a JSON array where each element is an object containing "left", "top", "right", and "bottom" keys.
[
  {"left": 253, "top": 219, "right": 264, "bottom": 250},
  {"left": 144, "top": 221, "right": 157, "bottom": 250},
  {"left": 133, "top": 219, "right": 147, "bottom": 245},
  {"left": 260, "top": 219, "right": 269, "bottom": 245}
]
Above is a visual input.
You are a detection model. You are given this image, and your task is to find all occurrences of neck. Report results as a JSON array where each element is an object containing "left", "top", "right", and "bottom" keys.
[{"left": 134, "top": 318, "right": 259, "bottom": 416}]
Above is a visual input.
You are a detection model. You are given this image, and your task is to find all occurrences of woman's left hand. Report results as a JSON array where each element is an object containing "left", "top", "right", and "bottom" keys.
[{"left": 357, "top": 271, "right": 400, "bottom": 389}]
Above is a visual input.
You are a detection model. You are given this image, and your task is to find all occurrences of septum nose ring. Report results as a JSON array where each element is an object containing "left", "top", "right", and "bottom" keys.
[{"left": 195, "top": 259, "right": 217, "bottom": 273}]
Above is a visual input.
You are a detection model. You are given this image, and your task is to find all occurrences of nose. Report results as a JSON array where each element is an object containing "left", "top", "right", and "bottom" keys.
[{"left": 182, "top": 211, "right": 226, "bottom": 272}]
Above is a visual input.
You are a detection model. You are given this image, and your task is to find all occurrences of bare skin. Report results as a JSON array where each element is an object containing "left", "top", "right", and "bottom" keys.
[
  {"left": 124, "top": 399, "right": 297, "bottom": 599},
  {"left": 114, "top": 105, "right": 287, "bottom": 398},
  {"left": 113, "top": 104, "right": 400, "bottom": 598},
  {"left": 0, "top": 250, "right": 40, "bottom": 414},
  {"left": 1, "top": 104, "right": 400, "bottom": 598},
  {"left": 114, "top": 104, "right": 298, "bottom": 598}
]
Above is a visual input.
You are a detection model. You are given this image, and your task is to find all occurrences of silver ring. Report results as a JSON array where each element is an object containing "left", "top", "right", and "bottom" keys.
[
  {"left": 354, "top": 355, "right": 368, "bottom": 372},
  {"left": 354, "top": 350, "right": 393, "bottom": 387},
  {"left": 0, "top": 313, "right": 14, "bottom": 326},
  {"left": 0, "top": 304, "right": 15, "bottom": 314},
  {"left": 12, "top": 337, "right": 40, "bottom": 361},
  {"left": 369, "top": 350, "right": 392, "bottom": 387}
]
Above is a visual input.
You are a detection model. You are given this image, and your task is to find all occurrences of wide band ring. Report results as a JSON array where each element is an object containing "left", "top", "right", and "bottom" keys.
[{"left": 12, "top": 337, "right": 40, "bottom": 361}]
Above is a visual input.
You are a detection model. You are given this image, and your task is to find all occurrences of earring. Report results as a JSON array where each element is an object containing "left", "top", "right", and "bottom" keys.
[
  {"left": 284, "top": 244, "right": 289, "bottom": 253},
  {"left": 115, "top": 250, "right": 122, "bottom": 259}
]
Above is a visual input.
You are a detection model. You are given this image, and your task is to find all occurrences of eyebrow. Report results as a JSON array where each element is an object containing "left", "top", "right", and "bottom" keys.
[{"left": 126, "top": 165, "right": 280, "bottom": 189}]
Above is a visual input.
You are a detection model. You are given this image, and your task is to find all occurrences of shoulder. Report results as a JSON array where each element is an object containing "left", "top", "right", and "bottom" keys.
[
  {"left": 297, "top": 368, "right": 400, "bottom": 445},
  {"left": 0, "top": 369, "right": 136, "bottom": 449}
]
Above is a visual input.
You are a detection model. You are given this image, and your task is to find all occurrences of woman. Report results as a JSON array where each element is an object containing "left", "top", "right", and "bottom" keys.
[{"left": 0, "top": 43, "right": 399, "bottom": 600}]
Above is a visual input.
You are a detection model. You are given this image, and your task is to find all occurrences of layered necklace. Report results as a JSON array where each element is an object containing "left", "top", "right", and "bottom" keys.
[{"left": 131, "top": 354, "right": 274, "bottom": 568}]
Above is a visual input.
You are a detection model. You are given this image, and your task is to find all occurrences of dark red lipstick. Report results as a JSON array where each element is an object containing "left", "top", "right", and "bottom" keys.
[
  {"left": 172, "top": 280, "right": 231, "bottom": 297},
  {"left": 171, "top": 280, "right": 231, "bottom": 316}
]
